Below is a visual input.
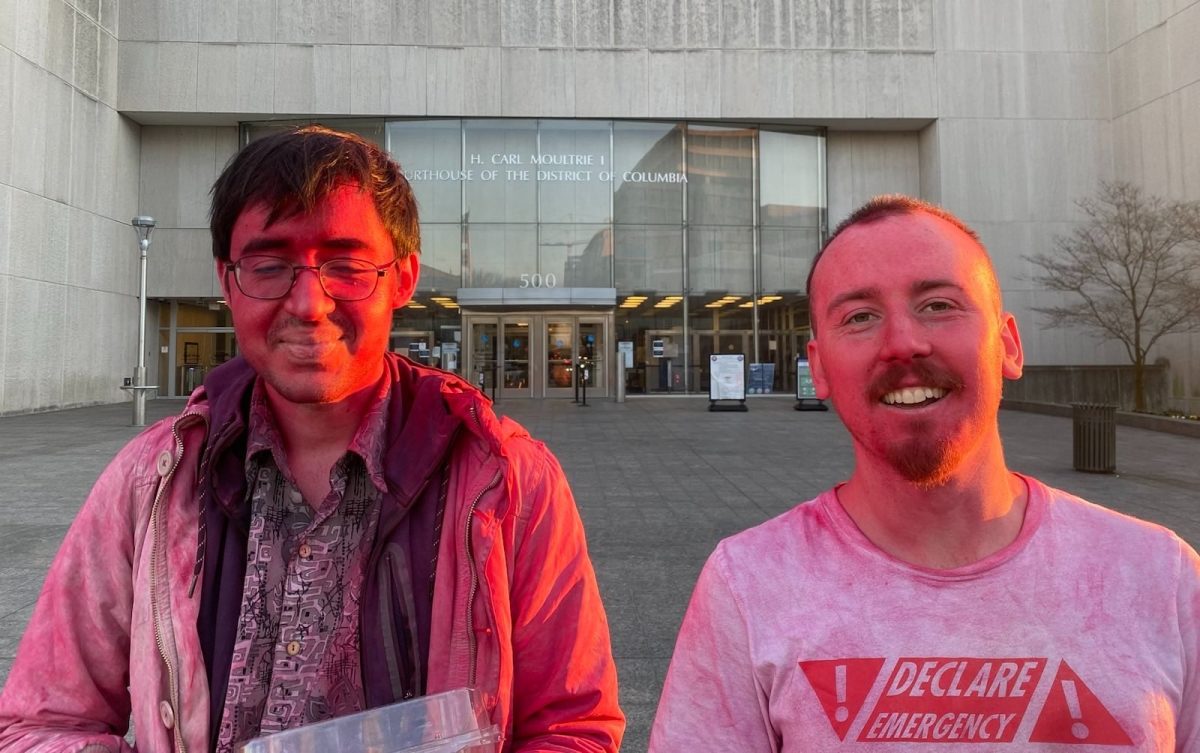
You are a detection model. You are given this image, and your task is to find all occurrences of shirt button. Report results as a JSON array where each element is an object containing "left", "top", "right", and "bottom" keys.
[
  {"left": 298, "top": 543, "right": 312, "bottom": 558},
  {"left": 286, "top": 640, "right": 302, "bottom": 656},
  {"left": 159, "top": 700, "right": 175, "bottom": 729}
]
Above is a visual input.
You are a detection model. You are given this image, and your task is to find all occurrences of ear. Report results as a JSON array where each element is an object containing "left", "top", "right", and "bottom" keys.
[
  {"left": 807, "top": 337, "right": 831, "bottom": 399},
  {"left": 216, "top": 258, "right": 232, "bottom": 301},
  {"left": 389, "top": 254, "right": 420, "bottom": 309},
  {"left": 999, "top": 312, "right": 1024, "bottom": 380}
]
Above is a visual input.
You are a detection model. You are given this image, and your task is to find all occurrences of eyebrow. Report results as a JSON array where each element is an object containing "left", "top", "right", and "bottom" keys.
[
  {"left": 825, "top": 286, "right": 881, "bottom": 318},
  {"left": 239, "top": 236, "right": 370, "bottom": 255},
  {"left": 824, "top": 279, "right": 965, "bottom": 317}
]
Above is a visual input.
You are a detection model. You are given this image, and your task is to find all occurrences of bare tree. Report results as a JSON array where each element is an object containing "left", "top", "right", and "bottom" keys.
[{"left": 1026, "top": 181, "right": 1200, "bottom": 411}]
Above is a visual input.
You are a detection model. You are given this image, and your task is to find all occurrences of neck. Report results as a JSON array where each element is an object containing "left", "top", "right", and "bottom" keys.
[
  {"left": 263, "top": 375, "right": 385, "bottom": 461},
  {"left": 837, "top": 437, "right": 1028, "bottom": 569}
]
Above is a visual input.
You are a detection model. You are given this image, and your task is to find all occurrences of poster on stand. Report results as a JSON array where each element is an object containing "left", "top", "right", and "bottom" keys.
[
  {"left": 617, "top": 341, "right": 634, "bottom": 368},
  {"left": 796, "top": 357, "right": 817, "bottom": 399},
  {"left": 709, "top": 354, "right": 746, "bottom": 401},
  {"left": 794, "top": 356, "right": 829, "bottom": 411}
]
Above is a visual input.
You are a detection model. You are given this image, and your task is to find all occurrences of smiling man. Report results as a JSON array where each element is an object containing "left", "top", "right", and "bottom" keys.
[
  {"left": 0, "top": 126, "right": 623, "bottom": 753},
  {"left": 649, "top": 196, "right": 1199, "bottom": 752}
]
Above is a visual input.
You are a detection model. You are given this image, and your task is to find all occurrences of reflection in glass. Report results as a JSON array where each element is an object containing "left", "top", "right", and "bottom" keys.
[
  {"left": 614, "top": 122, "right": 684, "bottom": 224},
  {"left": 686, "top": 125, "right": 754, "bottom": 226},
  {"left": 688, "top": 225, "right": 754, "bottom": 293},
  {"left": 463, "top": 224, "right": 537, "bottom": 287},
  {"left": 417, "top": 223, "right": 463, "bottom": 291},
  {"left": 613, "top": 226, "right": 682, "bottom": 292},
  {"left": 539, "top": 224, "right": 612, "bottom": 288},
  {"left": 578, "top": 321, "right": 602, "bottom": 388},
  {"left": 538, "top": 120, "right": 612, "bottom": 224},
  {"left": 464, "top": 120, "right": 537, "bottom": 223},
  {"left": 246, "top": 120, "right": 386, "bottom": 147},
  {"left": 470, "top": 322, "right": 498, "bottom": 390},
  {"left": 546, "top": 320, "right": 573, "bottom": 388},
  {"left": 388, "top": 120, "right": 463, "bottom": 222},
  {"left": 759, "top": 130, "right": 824, "bottom": 228},
  {"left": 503, "top": 321, "right": 530, "bottom": 389},
  {"left": 760, "top": 227, "right": 819, "bottom": 293}
]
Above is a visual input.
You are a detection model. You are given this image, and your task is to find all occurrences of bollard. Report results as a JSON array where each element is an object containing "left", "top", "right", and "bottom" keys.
[
  {"left": 616, "top": 357, "right": 626, "bottom": 403},
  {"left": 1072, "top": 403, "right": 1116, "bottom": 473},
  {"left": 580, "top": 366, "right": 589, "bottom": 407}
]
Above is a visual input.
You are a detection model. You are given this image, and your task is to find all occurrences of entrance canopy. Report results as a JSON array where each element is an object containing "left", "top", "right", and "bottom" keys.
[{"left": 457, "top": 287, "right": 616, "bottom": 307}]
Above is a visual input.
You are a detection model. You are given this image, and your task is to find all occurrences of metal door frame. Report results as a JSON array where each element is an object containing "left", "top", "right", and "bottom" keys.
[{"left": 463, "top": 310, "right": 612, "bottom": 399}]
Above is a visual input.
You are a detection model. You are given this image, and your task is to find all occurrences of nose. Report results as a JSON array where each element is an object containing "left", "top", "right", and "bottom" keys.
[
  {"left": 878, "top": 312, "right": 932, "bottom": 362},
  {"left": 283, "top": 266, "right": 336, "bottom": 319}
]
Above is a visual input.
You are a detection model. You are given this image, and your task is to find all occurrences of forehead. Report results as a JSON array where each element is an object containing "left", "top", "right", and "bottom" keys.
[
  {"left": 232, "top": 184, "right": 381, "bottom": 236},
  {"left": 230, "top": 185, "right": 391, "bottom": 258},
  {"left": 811, "top": 212, "right": 993, "bottom": 307}
]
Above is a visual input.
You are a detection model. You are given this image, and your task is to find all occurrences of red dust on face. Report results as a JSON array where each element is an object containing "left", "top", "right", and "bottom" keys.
[
  {"left": 218, "top": 184, "right": 419, "bottom": 407},
  {"left": 806, "top": 212, "right": 1023, "bottom": 487}
]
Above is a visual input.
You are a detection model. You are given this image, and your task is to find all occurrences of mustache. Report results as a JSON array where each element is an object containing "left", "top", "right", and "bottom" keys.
[
  {"left": 267, "top": 315, "right": 351, "bottom": 342},
  {"left": 868, "top": 361, "right": 964, "bottom": 402}
]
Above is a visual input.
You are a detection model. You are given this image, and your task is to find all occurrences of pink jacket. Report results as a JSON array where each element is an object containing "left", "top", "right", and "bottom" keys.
[{"left": 0, "top": 365, "right": 623, "bottom": 753}]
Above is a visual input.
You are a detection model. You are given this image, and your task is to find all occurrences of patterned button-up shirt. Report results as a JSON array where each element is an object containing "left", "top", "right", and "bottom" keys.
[{"left": 216, "top": 379, "right": 391, "bottom": 752}]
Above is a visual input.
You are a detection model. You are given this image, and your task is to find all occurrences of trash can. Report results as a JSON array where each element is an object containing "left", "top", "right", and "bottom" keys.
[{"left": 1072, "top": 403, "right": 1116, "bottom": 473}]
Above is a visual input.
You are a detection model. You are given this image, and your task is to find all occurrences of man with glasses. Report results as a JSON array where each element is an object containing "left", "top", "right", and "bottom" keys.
[{"left": 0, "top": 126, "right": 624, "bottom": 753}]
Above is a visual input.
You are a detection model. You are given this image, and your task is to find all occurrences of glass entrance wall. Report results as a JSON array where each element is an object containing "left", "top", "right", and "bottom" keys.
[
  {"left": 247, "top": 118, "right": 826, "bottom": 393},
  {"left": 464, "top": 313, "right": 610, "bottom": 398},
  {"left": 156, "top": 301, "right": 237, "bottom": 397}
]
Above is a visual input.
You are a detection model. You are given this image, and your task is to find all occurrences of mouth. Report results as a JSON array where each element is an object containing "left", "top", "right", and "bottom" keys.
[
  {"left": 880, "top": 386, "right": 948, "bottom": 407},
  {"left": 277, "top": 338, "right": 344, "bottom": 360}
]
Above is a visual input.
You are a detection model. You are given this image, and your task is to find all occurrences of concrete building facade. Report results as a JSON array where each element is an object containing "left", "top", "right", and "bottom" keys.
[{"left": 1, "top": 0, "right": 1198, "bottom": 413}]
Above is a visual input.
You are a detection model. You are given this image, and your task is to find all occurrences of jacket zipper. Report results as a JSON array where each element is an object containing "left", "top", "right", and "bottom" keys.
[
  {"left": 149, "top": 415, "right": 197, "bottom": 753},
  {"left": 464, "top": 467, "right": 502, "bottom": 688},
  {"left": 464, "top": 404, "right": 502, "bottom": 688}
]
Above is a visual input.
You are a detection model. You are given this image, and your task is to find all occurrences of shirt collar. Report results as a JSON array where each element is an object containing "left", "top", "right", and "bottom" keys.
[{"left": 245, "top": 376, "right": 392, "bottom": 495}]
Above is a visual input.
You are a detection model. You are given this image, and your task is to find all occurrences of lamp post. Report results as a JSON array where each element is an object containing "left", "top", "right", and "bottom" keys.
[{"left": 129, "top": 216, "right": 156, "bottom": 426}]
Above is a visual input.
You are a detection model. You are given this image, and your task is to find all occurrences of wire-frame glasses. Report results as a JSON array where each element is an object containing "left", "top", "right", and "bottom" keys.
[{"left": 227, "top": 256, "right": 397, "bottom": 301}]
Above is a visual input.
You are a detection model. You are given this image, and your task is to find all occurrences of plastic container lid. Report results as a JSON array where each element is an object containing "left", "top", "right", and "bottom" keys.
[{"left": 238, "top": 688, "right": 500, "bottom": 753}]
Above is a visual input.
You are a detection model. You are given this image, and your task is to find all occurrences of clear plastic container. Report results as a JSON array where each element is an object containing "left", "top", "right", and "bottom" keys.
[{"left": 238, "top": 688, "right": 501, "bottom": 753}]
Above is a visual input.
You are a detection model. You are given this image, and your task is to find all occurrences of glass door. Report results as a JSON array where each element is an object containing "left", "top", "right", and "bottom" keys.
[
  {"left": 467, "top": 318, "right": 498, "bottom": 396},
  {"left": 578, "top": 319, "right": 605, "bottom": 395},
  {"left": 501, "top": 319, "right": 532, "bottom": 398},
  {"left": 465, "top": 312, "right": 613, "bottom": 399},
  {"left": 544, "top": 319, "right": 575, "bottom": 398}
]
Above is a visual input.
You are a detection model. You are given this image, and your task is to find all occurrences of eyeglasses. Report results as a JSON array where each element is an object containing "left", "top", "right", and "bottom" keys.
[{"left": 227, "top": 256, "right": 397, "bottom": 301}]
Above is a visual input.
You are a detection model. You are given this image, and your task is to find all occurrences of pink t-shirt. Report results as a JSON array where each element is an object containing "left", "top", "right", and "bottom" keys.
[{"left": 650, "top": 476, "right": 1200, "bottom": 752}]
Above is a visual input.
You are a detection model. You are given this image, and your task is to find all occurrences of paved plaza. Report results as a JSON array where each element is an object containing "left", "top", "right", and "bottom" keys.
[{"left": 0, "top": 396, "right": 1197, "bottom": 751}]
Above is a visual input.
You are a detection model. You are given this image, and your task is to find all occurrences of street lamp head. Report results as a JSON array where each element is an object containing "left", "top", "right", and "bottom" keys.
[{"left": 131, "top": 216, "right": 156, "bottom": 247}]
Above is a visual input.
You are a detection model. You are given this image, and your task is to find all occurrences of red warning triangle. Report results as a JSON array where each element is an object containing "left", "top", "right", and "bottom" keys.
[
  {"left": 799, "top": 658, "right": 885, "bottom": 740},
  {"left": 1030, "top": 661, "right": 1133, "bottom": 745}
]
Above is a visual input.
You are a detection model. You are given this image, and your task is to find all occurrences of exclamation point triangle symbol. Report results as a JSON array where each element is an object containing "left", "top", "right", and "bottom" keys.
[
  {"left": 1030, "top": 661, "right": 1133, "bottom": 746},
  {"left": 799, "top": 658, "right": 885, "bottom": 741}
]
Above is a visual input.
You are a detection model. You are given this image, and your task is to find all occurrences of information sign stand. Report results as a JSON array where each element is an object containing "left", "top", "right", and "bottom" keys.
[
  {"left": 708, "top": 354, "right": 748, "bottom": 412},
  {"left": 794, "top": 356, "right": 829, "bottom": 411}
]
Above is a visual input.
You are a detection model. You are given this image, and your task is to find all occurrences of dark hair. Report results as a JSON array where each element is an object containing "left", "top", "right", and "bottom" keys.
[
  {"left": 805, "top": 195, "right": 993, "bottom": 334},
  {"left": 209, "top": 125, "right": 420, "bottom": 261}
]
